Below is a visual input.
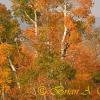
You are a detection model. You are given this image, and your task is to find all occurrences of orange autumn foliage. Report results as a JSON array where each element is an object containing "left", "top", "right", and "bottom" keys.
[
  {"left": 72, "top": 7, "right": 89, "bottom": 17},
  {"left": 77, "top": 0, "right": 93, "bottom": 8},
  {"left": 64, "top": 16, "right": 76, "bottom": 31},
  {"left": 23, "top": 28, "right": 36, "bottom": 41},
  {"left": 0, "top": 43, "right": 14, "bottom": 55},
  {"left": 0, "top": 4, "right": 10, "bottom": 17},
  {"left": 0, "top": 68, "right": 12, "bottom": 94},
  {"left": 13, "top": 42, "right": 36, "bottom": 72},
  {"left": 49, "top": 13, "right": 63, "bottom": 27},
  {"left": 66, "top": 43, "right": 97, "bottom": 72},
  {"left": 85, "top": 25, "right": 93, "bottom": 33},
  {"left": 69, "top": 30, "right": 81, "bottom": 43},
  {"left": 34, "top": 0, "right": 48, "bottom": 11},
  {"left": 0, "top": 43, "right": 15, "bottom": 65}
]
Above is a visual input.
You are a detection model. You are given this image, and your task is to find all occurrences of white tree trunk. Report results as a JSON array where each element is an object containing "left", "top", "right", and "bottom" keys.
[
  {"left": 24, "top": 10, "right": 38, "bottom": 36},
  {"left": 61, "top": 1, "right": 68, "bottom": 60},
  {"left": 34, "top": 10, "right": 38, "bottom": 36},
  {"left": 8, "top": 58, "right": 20, "bottom": 89},
  {"left": 8, "top": 58, "right": 16, "bottom": 72}
]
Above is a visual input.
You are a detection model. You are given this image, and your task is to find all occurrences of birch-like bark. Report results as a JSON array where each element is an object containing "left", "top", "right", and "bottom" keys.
[
  {"left": 34, "top": 10, "right": 38, "bottom": 36},
  {"left": 8, "top": 58, "right": 20, "bottom": 89},
  {"left": 24, "top": 11, "right": 35, "bottom": 24},
  {"left": 61, "top": 0, "right": 68, "bottom": 60},
  {"left": 24, "top": 10, "right": 38, "bottom": 36}
]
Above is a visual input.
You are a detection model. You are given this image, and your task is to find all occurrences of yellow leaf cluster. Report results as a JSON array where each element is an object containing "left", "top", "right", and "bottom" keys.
[{"left": 87, "top": 15, "right": 95, "bottom": 25}]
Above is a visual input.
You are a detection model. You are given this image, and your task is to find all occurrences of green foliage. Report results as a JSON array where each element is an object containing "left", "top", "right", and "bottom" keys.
[
  {"left": 0, "top": 4, "right": 20, "bottom": 44},
  {"left": 48, "top": 62, "right": 76, "bottom": 80},
  {"left": 76, "top": 20, "right": 85, "bottom": 31},
  {"left": 36, "top": 42, "right": 55, "bottom": 68},
  {"left": 18, "top": 69, "right": 38, "bottom": 85},
  {"left": 12, "top": 0, "right": 41, "bottom": 24},
  {"left": 36, "top": 34, "right": 76, "bottom": 81},
  {"left": 92, "top": 71, "right": 100, "bottom": 83}
]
